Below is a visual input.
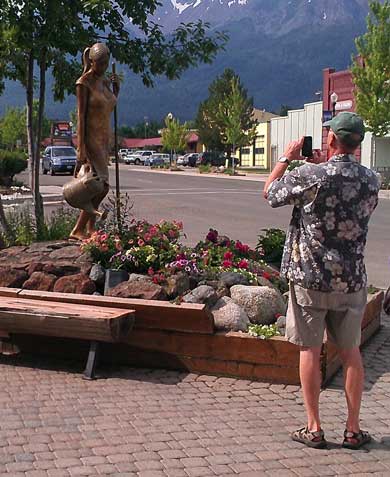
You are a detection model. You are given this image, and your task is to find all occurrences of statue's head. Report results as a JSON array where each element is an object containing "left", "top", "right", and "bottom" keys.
[{"left": 82, "top": 43, "right": 110, "bottom": 76}]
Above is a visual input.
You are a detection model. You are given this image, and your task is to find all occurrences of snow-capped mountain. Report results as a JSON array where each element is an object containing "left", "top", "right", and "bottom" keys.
[{"left": 1, "top": 0, "right": 372, "bottom": 125}]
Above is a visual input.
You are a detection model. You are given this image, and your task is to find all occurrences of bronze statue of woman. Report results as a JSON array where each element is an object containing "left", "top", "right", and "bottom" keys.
[{"left": 66, "top": 43, "right": 119, "bottom": 241}]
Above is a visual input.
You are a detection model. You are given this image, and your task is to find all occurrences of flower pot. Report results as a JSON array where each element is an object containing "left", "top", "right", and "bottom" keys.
[{"left": 104, "top": 269, "right": 129, "bottom": 295}]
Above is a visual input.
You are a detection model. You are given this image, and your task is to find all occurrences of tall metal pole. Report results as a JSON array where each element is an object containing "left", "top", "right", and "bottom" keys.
[{"left": 112, "top": 63, "right": 121, "bottom": 232}]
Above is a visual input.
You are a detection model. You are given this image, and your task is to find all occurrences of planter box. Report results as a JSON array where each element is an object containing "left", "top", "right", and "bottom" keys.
[{"left": 0, "top": 288, "right": 383, "bottom": 386}]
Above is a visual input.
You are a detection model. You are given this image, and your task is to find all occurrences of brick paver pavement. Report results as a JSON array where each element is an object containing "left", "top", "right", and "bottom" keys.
[{"left": 1, "top": 313, "right": 390, "bottom": 476}]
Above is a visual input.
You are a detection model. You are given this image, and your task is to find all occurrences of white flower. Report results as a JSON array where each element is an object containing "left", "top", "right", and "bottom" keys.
[
  {"left": 275, "top": 188, "right": 288, "bottom": 202},
  {"left": 325, "top": 164, "right": 337, "bottom": 176},
  {"left": 342, "top": 184, "right": 359, "bottom": 202},
  {"left": 325, "top": 195, "right": 339, "bottom": 208},
  {"left": 337, "top": 220, "right": 361, "bottom": 241}
]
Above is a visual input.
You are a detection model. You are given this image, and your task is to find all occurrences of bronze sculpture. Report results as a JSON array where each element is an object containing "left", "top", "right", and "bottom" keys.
[{"left": 63, "top": 43, "right": 119, "bottom": 241}]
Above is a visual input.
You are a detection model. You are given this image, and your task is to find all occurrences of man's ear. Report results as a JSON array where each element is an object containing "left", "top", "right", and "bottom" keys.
[{"left": 328, "top": 130, "right": 338, "bottom": 149}]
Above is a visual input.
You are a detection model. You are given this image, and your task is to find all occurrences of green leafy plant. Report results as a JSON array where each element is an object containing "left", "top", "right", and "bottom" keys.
[
  {"left": 256, "top": 228, "right": 286, "bottom": 265},
  {"left": 41, "top": 207, "right": 78, "bottom": 241},
  {"left": 5, "top": 204, "right": 36, "bottom": 246},
  {"left": 287, "top": 160, "right": 303, "bottom": 172},
  {"left": 248, "top": 323, "right": 280, "bottom": 339},
  {"left": 0, "top": 150, "right": 28, "bottom": 186},
  {"left": 198, "top": 164, "right": 211, "bottom": 174}
]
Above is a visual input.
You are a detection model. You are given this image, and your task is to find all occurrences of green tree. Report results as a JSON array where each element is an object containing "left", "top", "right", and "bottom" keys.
[
  {"left": 0, "top": 107, "right": 26, "bottom": 149},
  {"left": 216, "top": 77, "right": 258, "bottom": 173},
  {"left": 0, "top": 102, "right": 50, "bottom": 150},
  {"left": 195, "top": 69, "right": 256, "bottom": 156},
  {"left": 0, "top": 0, "right": 226, "bottom": 239},
  {"left": 278, "top": 104, "right": 292, "bottom": 117},
  {"left": 119, "top": 120, "right": 163, "bottom": 138},
  {"left": 352, "top": 1, "right": 390, "bottom": 137},
  {"left": 162, "top": 115, "right": 189, "bottom": 164}
]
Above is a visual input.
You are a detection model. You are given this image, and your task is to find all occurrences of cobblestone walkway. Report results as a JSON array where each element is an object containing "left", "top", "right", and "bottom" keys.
[{"left": 1, "top": 315, "right": 390, "bottom": 476}]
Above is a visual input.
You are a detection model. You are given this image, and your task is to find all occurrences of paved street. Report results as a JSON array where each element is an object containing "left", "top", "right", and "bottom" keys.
[
  {"left": 23, "top": 165, "right": 390, "bottom": 290},
  {"left": 0, "top": 313, "right": 390, "bottom": 476}
]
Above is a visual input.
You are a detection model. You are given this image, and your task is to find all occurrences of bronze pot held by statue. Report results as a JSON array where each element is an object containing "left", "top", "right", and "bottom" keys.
[{"left": 63, "top": 165, "right": 106, "bottom": 217}]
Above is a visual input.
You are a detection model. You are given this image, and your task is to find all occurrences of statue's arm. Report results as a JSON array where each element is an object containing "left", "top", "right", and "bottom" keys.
[{"left": 76, "top": 84, "right": 89, "bottom": 165}]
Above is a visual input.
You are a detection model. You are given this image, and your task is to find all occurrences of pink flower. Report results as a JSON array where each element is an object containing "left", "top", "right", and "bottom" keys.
[
  {"left": 222, "top": 260, "right": 233, "bottom": 268},
  {"left": 144, "top": 233, "right": 152, "bottom": 242},
  {"left": 168, "top": 230, "right": 176, "bottom": 238},
  {"left": 238, "top": 259, "right": 249, "bottom": 269},
  {"left": 149, "top": 226, "right": 158, "bottom": 236},
  {"left": 138, "top": 239, "right": 145, "bottom": 247},
  {"left": 147, "top": 267, "right": 154, "bottom": 276}
]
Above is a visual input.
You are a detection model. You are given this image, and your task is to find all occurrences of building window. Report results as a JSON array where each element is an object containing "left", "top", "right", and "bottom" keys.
[
  {"left": 241, "top": 148, "right": 250, "bottom": 155},
  {"left": 255, "top": 147, "right": 265, "bottom": 154}
]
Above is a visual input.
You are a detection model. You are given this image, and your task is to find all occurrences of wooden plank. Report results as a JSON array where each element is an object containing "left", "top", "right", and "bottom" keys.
[
  {"left": 18, "top": 290, "right": 214, "bottom": 334},
  {"left": 124, "top": 329, "right": 299, "bottom": 367},
  {"left": 0, "top": 297, "right": 135, "bottom": 343},
  {"left": 0, "top": 287, "right": 21, "bottom": 298}
]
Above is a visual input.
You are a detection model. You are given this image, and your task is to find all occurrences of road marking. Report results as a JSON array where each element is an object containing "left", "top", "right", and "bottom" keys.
[
  {"left": 118, "top": 187, "right": 260, "bottom": 193},
  {"left": 130, "top": 191, "right": 261, "bottom": 197}
]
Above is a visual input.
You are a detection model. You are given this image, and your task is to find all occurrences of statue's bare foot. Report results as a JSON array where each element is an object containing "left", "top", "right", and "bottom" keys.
[{"left": 69, "top": 230, "right": 90, "bottom": 241}]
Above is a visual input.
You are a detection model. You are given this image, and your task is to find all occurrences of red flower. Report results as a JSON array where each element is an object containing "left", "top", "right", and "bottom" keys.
[
  {"left": 238, "top": 259, "right": 249, "bottom": 269},
  {"left": 147, "top": 267, "right": 154, "bottom": 276},
  {"left": 223, "top": 251, "right": 233, "bottom": 261},
  {"left": 275, "top": 313, "right": 282, "bottom": 319},
  {"left": 222, "top": 260, "right": 233, "bottom": 268},
  {"left": 262, "top": 272, "right": 271, "bottom": 280},
  {"left": 206, "top": 229, "right": 218, "bottom": 243}
]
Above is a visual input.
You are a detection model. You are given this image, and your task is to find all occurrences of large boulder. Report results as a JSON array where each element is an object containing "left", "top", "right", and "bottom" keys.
[
  {"left": 230, "top": 285, "right": 287, "bottom": 325},
  {"left": 0, "top": 267, "right": 28, "bottom": 288},
  {"left": 108, "top": 280, "right": 166, "bottom": 300},
  {"left": 49, "top": 245, "right": 83, "bottom": 261},
  {"left": 165, "top": 272, "right": 190, "bottom": 298},
  {"left": 211, "top": 296, "right": 250, "bottom": 332},
  {"left": 23, "top": 272, "right": 57, "bottom": 291},
  {"left": 53, "top": 273, "right": 96, "bottom": 295},
  {"left": 182, "top": 285, "right": 218, "bottom": 308},
  {"left": 219, "top": 271, "right": 249, "bottom": 288},
  {"left": 89, "top": 264, "right": 106, "bottom": 287}
]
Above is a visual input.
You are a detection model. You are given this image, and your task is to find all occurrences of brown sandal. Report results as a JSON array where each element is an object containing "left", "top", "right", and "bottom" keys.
[
  {"left": 291, "top": 427, "right": 327, "bottom": 449},
  {"left": 342, "top": 430, "right": 371, "bottom": 450}
]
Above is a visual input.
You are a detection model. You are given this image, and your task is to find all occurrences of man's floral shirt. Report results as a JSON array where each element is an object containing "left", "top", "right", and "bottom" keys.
[{"left": 267, "top": 154, "right": 380, "bottom": 293}]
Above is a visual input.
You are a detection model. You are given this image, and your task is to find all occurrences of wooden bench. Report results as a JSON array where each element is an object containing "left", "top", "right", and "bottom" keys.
[{"left": 0, "top": 295, "right": 135, "bottom": 379}]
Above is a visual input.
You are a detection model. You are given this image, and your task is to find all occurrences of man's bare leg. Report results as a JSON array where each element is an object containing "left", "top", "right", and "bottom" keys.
[
  {"left": 338, "top": 347, "right": 364, "bottom": 433},
  {"left": 300, "top": 346, "right": 322, "bottom": 431},
  {"left": 86, "top": 186, "right": 109, "bottom": 235}
]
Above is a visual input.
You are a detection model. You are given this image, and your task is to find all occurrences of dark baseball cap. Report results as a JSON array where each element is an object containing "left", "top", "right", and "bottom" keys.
[{"left": 323, "top": 112, "right": 365, "bottom": 147}]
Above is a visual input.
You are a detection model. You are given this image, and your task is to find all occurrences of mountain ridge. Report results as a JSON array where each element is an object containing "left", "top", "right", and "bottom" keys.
[{"left": 0, "top": 0, "right": 370, "bottom": 126}]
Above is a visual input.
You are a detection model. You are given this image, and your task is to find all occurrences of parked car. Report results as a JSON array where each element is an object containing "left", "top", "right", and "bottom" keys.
[
  {"left": 185, "top": 153, "right": 199, "bottom": 167},
  {"left": 145, "top": 153, "right": 170, "bottom": 166},
  {"left": 124, "top": 150, "right": 155, "bottom": 165},
  {"left": 119, "top": 148, "right": 130, "bottom": 160},
  {"left": 196, "top": 151, "right": 226, "bottom": 167},
  {"left": 42, "top": 146, "right": 77, "bottom": 175}
]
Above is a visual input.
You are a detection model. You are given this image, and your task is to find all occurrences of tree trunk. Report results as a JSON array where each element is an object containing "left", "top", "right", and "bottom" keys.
[{"left": 33, "top": 49, "right": 46, "bottom": 238}]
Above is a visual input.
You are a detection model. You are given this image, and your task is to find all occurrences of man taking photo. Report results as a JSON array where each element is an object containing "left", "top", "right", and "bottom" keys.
[{"left": 264, "top": 112, "right": 380, "bottom": 449}]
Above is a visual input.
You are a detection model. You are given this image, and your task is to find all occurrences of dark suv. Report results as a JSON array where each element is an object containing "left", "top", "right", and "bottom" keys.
[
  {"left": 196, "top": 151, "right": 226, "bottom": 167},
  {"left": 196, "top": 152, "right": 239, "bottom": 167},
  {"left": 42, "top": 146, "right": 77, "bottom": 175}
]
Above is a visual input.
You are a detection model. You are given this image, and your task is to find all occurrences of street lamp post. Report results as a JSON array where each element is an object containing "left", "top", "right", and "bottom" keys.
[
  {"left": 167, "top": 113, "right": 173, "bottom": 165},
  {"left": 330, "top": 92, "right": 338, "bottom": 118},
  {"left": 144, "top": 116, "right": 149, "bottom": 139}
]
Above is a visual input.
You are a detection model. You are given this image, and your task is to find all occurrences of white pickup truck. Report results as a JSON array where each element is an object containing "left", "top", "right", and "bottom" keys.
[{"left": 124, "top": 150, "right": 155, "bottom": 165}]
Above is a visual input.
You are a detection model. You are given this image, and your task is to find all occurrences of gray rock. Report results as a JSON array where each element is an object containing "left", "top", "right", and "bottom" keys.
[
  {"left": 128, "top": 273, "right": 152, "bottom": 282},
  {"left": 165, "top": 272, "right": 190, "bottom": 298},
  {"left": 182, "top": 285, "right": 218, "bottom": 308},
  {"left": 230, "top": 285, "right": 287, "bottom": 325},
  {"left": 211, "top": 296, "right": 250, "bottom": 332},
  {"left": 219, "top": 271, "right": 249, "bottom": 288},
  {"left": 93, "top": 291, "right": 102, "bottom": 296},
  {"left": 276, "top": 315, "right": 286, "bottom": 334},
  {"left": 89, "top": 264, "right": 106, "bottom": 286}
]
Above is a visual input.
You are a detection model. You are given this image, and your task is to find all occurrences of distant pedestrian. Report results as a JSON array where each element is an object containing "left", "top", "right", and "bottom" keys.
[{"left": 263, "top": 112, "right": 380, "bottom": 449}]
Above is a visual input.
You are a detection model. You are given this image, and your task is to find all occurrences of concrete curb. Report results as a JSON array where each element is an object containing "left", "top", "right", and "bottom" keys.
[{"left": 1, "top": 194, "right": 64, "bottom": 206}]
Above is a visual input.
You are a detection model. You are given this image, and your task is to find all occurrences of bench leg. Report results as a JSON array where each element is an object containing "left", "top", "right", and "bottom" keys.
[{"left": 83, "top": 341, "right": 100, "bottom": 380}]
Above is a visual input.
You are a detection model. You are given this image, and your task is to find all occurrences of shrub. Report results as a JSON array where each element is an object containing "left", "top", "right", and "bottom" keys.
[
  {"left": 0, "top": 150, "right": 28, "bottom": 186},
  {"left": 5, "top": 203, "right": 36, "bottom": 245},
  {"left": 198, "top": 164, "right": 211, "bottom": 174},
  {"left": 256, "top": 228, "right": 286, "bottom": 266},
  {"left": 41, "top": 207, "right": 78, "bottom": 241}
]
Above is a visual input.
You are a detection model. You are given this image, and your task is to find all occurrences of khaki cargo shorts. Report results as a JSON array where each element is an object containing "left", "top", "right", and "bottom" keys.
[{"left": 286, "top": 283, "right": 367, "bottom": 349}]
